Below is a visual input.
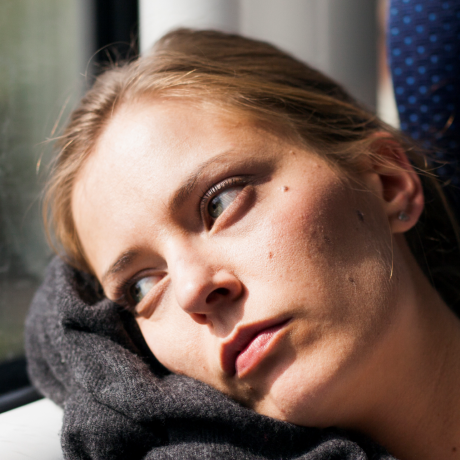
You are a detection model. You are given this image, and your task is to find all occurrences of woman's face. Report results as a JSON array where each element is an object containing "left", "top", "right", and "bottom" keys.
[{"left": 73, "top": 98, "right": 401, "bottom": 426}]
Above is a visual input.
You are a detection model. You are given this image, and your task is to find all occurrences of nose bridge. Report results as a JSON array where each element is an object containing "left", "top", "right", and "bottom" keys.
[
  {"left": 168, "top": 238, "right": 242, "bottom": 320},
  {"left": 173, "top": 245, "right": 213, "bottom": 306}
]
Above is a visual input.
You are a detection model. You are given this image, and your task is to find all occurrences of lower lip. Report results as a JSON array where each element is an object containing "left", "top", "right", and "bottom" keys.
[{"left": 235, "top": 320, "right": 289, "bottom": 377}]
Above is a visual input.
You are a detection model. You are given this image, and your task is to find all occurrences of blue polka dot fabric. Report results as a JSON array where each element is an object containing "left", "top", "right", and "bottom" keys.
[{"left": 388, "top": 0, "right": 460, "bottom": 188}]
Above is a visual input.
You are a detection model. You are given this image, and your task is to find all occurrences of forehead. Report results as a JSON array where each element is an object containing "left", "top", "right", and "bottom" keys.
[
  {"left": 71, "top": 98, "right": 293, "bottom": 274},
  {"left": 82, "top": 98, "right": 275, "bottom": 181}
]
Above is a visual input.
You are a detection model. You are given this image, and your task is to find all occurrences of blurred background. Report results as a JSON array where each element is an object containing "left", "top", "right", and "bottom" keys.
[{"left": 0, "top": 0, "right": 395, "bottom": 410}]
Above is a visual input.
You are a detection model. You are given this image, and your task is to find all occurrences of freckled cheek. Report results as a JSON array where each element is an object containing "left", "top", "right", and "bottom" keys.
[
  {"left": 246, "top": 185, "right": 386, "bottom": 317},
  {"left": 259, "top": 193, "right": 336, "bottom": 271},
  {"left": 234, "top": 197, "right": 341, "bottom": 314}
]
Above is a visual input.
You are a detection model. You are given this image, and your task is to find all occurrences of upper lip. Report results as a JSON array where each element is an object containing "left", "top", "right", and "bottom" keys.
[{"left": 220, "top": 317, "right": 291, "bottom": 376}]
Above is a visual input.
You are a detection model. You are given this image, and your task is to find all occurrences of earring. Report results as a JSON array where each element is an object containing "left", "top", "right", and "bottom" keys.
[{"left": 398, "top": 211, "right": 410, "bottom": 222}]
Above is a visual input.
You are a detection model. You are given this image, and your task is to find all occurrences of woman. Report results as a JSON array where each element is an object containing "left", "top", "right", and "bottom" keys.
[{"left": 26, "top": 26, "right": 460, "bottom": 460}]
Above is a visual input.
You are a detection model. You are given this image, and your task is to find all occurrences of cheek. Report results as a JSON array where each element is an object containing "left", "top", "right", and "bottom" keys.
[
  {"left": 244, "top": 187, "right": 398, "bottom": 424},
  {"left": 245, "top": 178, "right": 359, "bottom": 286},
  {"left": 136, "top": 312, "right": 209, "bottom": 377},
  {"left": 253, "top": 175, "right": 395, "bottom": 346}
]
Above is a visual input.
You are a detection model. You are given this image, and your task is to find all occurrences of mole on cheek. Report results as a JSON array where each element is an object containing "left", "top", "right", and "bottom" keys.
[{"left": 356, "top": 210, "right": 365, "bottom": 222}]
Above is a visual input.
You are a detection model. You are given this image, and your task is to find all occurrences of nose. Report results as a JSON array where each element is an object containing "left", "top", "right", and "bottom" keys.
[{"left": 172, "top": 252, "right": 243, "bottom": 325}]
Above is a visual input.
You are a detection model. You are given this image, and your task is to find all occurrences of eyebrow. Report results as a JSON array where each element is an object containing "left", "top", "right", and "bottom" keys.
[
  {"left": 101, "top": 249, "right": 139, "bottom": 284},
  {"left": 102, "top": 150, "right": 241, "bottom": 285},
  {"left": 170, "top": 150, "right": 237, "bottom": 213}
]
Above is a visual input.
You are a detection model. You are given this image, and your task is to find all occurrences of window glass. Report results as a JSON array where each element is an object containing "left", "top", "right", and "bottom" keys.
[{"left": 0, "top": 0, "right": 91, "bottom": 363}]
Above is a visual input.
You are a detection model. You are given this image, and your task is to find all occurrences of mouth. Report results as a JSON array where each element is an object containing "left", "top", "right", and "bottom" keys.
[{"left": 220, "top": 318, "right": 291, "bottom": 378}]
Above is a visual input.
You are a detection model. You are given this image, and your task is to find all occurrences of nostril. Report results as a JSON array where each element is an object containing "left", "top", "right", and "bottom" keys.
[
  {"left": 206, "top": 287, "right": 229, "bottom": 304},
  {"left": 191, "top": 313, "right": 208, "bottom": 325}
]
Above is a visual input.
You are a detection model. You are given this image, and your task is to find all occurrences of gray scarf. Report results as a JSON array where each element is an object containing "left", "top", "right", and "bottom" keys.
[{"left": 26, "top": 257, "right": 395, "bottom": 459}]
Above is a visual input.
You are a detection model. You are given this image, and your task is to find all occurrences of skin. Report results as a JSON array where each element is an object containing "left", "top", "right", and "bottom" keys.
[{"left": 72, "top": 98, "right": 460, "bottom": 459}]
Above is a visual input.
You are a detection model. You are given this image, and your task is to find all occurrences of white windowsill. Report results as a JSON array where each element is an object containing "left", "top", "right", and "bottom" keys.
[{"left": 0, "top": 398, "right": 63, "bottom": 459}]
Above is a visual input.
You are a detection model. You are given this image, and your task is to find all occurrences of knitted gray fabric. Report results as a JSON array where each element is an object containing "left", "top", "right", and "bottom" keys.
[{"left": 25, "top": 257, "right": 396, "bottom": 460}]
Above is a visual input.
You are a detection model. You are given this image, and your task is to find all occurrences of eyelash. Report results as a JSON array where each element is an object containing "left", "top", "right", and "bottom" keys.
[
  {"left": 200, "top": 176, "right": 251, "bottom": 226},
  {"left": 112, "top": 277, "right": 138, "bottom": 311},
  {"left": 112, "top": 176, "right": 253, "bottom": 310}
]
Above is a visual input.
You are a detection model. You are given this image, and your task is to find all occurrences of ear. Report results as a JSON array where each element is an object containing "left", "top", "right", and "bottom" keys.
[{"left": 364, "top": 133, "right": 424, "bottom": 234}]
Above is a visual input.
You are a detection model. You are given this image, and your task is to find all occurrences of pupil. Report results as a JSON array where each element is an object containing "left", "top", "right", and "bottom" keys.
[
  {"left": 209, "top": 197, "right": 224, "bottom": 218},
  {"left": 130, "top": 284, "right": 142, "bottom": 303}
]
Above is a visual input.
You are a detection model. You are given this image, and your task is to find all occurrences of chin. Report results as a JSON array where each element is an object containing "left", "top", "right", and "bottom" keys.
[
  {"left": 248, "top": 340, "right": 373, "bottom": 428},
  {"left": 252, "top": 377, "right": 337, "bottom": 427}
]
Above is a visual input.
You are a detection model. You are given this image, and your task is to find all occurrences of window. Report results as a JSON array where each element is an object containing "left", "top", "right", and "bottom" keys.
[{"left": 0, "top": 0, "right": 138, "bottom": 412}]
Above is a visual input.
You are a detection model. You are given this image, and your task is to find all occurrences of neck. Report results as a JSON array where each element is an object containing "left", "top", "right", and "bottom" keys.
[{"left": 345, "top": 239, "right": 460, "bottom": 459}]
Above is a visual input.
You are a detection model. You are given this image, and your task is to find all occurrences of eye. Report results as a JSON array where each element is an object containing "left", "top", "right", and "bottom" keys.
[
  {"left": 201, "top": 177, "right": 249, "bottom": 227},
  {"left": 129, "top": 276, "right": 160, "bottom": 304},
  {"left": 208, "top": 187, "right": 241, "bottom": 219}
]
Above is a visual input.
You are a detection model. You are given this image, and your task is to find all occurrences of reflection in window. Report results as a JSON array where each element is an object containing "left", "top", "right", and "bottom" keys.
[{"left": 0, "top": 0, "right": 91, "bottom": 363}]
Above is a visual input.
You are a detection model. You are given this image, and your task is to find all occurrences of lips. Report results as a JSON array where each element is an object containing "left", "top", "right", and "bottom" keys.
[{"left": 220, "top": 318, "right": 291, "bottom": 377}]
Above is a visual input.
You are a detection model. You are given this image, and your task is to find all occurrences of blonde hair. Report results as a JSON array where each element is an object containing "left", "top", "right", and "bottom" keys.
[{"left": 44, "top": 29, "right": 460, "bottom": 311}]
